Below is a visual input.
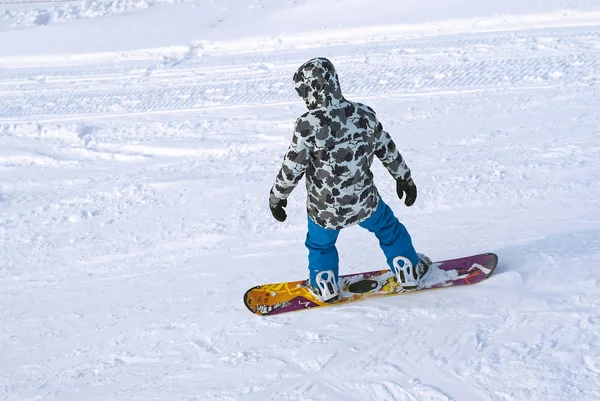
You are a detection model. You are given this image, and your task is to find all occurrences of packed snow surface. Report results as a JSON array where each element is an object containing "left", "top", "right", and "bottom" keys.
[{"left": 1, "top": 0, "right": 600, "bottom": 400}]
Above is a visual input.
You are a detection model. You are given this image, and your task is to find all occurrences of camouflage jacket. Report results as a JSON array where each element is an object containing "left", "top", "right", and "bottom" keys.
[{"left": 270, "top": 57, "right": 411, "bottom": 229}]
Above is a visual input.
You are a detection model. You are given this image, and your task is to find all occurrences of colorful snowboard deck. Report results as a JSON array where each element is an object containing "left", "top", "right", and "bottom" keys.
[{"left": 243, "top": 253, "right": 498, "bottom": 316}]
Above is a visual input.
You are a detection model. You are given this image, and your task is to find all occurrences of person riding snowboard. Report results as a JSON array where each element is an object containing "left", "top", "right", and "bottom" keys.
[{"left": 269, "top": 57, "right": 430, "bottom": 302}]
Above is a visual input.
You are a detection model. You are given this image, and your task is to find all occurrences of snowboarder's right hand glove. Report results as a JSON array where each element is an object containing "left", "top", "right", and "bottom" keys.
[
  {"left": 269, "top": 197, "right": 287, "bottom": 222},
  {"left": 396, "top": 178, "right": 417, "bottom": 207}
]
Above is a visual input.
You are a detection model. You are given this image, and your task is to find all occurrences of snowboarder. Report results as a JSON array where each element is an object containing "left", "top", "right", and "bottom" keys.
[{"left": 269, "top": 57, "right": 430, "bottom": 302}]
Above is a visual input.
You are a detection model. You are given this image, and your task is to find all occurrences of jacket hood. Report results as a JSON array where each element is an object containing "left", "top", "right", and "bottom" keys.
[{"left": 293, "top": 57, "right": 344, "bottom": 110}]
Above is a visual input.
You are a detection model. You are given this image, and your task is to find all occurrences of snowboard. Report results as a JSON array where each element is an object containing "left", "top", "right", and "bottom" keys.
[{"left": 243, "top": 253, "right": 498, "bottom": 316}]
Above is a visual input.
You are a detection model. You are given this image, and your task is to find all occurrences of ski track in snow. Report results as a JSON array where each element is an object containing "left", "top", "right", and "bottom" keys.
[
  {"left": 1, "top": 26, "right": 600, "bottom": 121},
  {"left": 1, "top": 10, "right": 600, "bottom": 401}
]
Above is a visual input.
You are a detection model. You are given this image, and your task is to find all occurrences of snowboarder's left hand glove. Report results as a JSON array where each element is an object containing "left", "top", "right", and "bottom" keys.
[
  {"left": 396, "top": 178, "right": 417, "bottom": 207},
  {"left": 269, "top": 197, "right": 287, "bottom": 222}
]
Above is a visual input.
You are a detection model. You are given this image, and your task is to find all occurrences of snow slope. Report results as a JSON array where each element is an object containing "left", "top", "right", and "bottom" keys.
[{"left": 1, "top": 0, "right": 600, "bottom": 400}]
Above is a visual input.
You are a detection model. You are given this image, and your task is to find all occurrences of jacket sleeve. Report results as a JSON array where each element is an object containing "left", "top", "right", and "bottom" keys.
[
  {"left": 374, "top": 122, "right": 412, "bottom": 182},
  {"left": 270, "top": 118, "right": 312, "bottom": 205}
]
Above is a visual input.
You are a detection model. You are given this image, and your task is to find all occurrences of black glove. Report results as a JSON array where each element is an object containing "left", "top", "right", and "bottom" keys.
[
  {"left": 270, "top": 197, "right": 287, "bottom": 222},
  {"left": 396, "top": 178, "right": 417, "bottom": 207}
]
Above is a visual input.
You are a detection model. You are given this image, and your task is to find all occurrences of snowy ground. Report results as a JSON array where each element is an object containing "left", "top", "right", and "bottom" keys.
[{"left": 1, "top": 0, "right": 600, "bottom": 400}]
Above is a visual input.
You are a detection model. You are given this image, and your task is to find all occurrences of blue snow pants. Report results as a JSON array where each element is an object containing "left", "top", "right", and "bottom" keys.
[{"left": 306, "top": 198, "right": 419, "bottom": 286}]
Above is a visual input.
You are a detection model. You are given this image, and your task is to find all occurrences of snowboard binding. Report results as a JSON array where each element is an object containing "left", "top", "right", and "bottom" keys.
[
  {"left": 392, "top": 253, "right": 432, "bottom": 291},
  {"left": 308, "top": 270, "right": 340, "bottom": 303}
]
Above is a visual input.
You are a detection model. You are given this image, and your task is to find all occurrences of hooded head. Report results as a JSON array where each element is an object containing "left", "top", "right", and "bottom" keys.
[{"left": 293, "top": 57, "right": 344, "bottom": 110}]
